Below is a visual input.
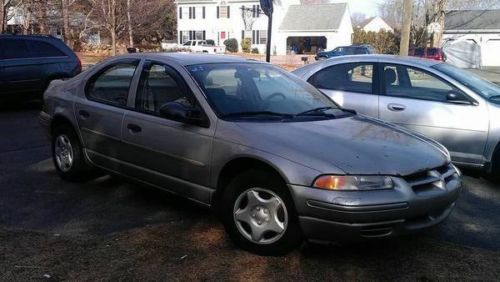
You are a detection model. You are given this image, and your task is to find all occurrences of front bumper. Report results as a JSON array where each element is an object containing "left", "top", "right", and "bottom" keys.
[{"left": 289, "top": 166, "right": 462, "bottom": 242}]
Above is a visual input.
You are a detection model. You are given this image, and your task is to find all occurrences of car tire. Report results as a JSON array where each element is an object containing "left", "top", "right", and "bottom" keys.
[
  {"left": 221, "top": 169, "right": 302, "bottom": 256},
  {"left": 52, "top": 124, "right": 94, "bottom": 182}
]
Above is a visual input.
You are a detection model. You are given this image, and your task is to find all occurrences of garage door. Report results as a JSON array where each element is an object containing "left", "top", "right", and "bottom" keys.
[{"left": 483, "top": 39, "right": 500, "bottom": 67}]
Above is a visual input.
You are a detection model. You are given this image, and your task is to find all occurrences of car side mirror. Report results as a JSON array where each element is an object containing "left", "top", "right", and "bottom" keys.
[
  {"left": 446, "top": 91, "right": 470, "bottom": 105},
  {"left": 159, "top": 102, "right": 208, "bottom": 126}
]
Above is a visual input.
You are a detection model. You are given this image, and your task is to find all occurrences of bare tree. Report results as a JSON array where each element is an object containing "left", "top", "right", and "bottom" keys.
[
  {"left": 88, "top": 0, "right": 125, "bottom": 55},
  {"left": 240, "top": 5, "right": 255, "bottom": 38},
  {"left": 126, "top": 0, "right": 132, "bottom": 47},
  {"left": 0, "top": 0, "right": 12, "bottom": 33},
  {"left": 400, "top": 0, "right": 413, "bottom": 55},
  {"left": 351, "top": 12, "right": 367, "bottom": 28}
]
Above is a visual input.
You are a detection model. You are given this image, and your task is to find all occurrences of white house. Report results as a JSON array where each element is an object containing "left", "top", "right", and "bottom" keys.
[
  {"left": 175, "top": 0, "right": 353, "bottom": 55},
  {"left": 442, "top": 9, "right": 500, "bottom": 67},
  {"left": 359, "top": 16, "right": 393, "bottom": 33}
]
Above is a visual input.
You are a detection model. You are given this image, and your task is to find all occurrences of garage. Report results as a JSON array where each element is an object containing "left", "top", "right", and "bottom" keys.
[
  {"left": 286, "top": 36, "right": 327, "bottom": 54},
  {"left": 483, "top": 39, "right": 500, "bottom": 67},
  {"left": 443, "top": 9, "right": 500, "bottom": 67}
]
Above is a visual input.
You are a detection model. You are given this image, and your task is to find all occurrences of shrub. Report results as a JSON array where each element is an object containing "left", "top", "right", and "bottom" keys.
[
  {"left": 241, "top": 38, "right": 251, "bottom": 53},
  {"left": 352, "top": 27, "right": 400, "bottom": 54},
  {"left": 251, "top": 47, "right": 259, "bottom": 54},
  {"left": 224, "top": 38, "right": 238, "bottom": 53}
]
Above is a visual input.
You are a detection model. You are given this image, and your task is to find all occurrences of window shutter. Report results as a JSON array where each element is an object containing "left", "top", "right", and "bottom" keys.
[
  {"left": 203, "top": 31, "right": 206, "bottom": 40},
  {"left": 217, "top": 6, "right": 219, "bottom": 18},
  {"left": 179, "top": 31, "right": 183, "bottom": 43},
  {"left": 179, "top": 7, "right": 182, "bottom": 19},
  {"left": 252, "top": 30, "right": 255, "bottom": 44},
  {"left": 253, "top": 5, "right": 256, "bottom": 17},
  {"left": 242, "top": 5, "right": 245, "bottom": 17},
  {"left": 189, "top": 7, "right": 192, "bottom": 19},
  {"left": 227, "top": 6, "right": 230, "bottom": 18},
  {"left": 193, "top": 6, "right": 196, "bottom": 19},
  {"left": 256, "top": 30, "right": 260, "bottom": 44},
  {"left": 241, "top": 30, "right": 244, "bottom": 40},
  {"left": 202, "top": 6, "right": 205, "bottom": 19},
  {"left": 257, "top": 5, "right": 260, "bottom": 17}
]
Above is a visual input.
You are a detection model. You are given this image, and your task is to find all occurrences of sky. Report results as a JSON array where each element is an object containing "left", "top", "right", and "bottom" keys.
[{"left": 330, "top": 0, "right": 384, "bottom": 16}]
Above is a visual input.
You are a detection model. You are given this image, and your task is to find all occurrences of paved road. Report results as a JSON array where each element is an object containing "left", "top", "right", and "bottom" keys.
[{"left": 1, "top": 107, "right": 500, "bottom": 280}]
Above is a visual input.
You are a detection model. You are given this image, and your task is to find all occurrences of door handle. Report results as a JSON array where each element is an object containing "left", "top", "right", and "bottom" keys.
[
  {"left": 78, "top": 110, "right": 90, "bottom": 119},
  {"left": 387, "top": 103, "right": 406, "bottom": 112},
  {"left": 127, "top": 123, "right": 142, "bottom": 133}
]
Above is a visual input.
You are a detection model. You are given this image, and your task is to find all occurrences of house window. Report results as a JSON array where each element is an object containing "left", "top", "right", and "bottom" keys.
[
  {"left": 217, "top": 5, "right": 230, "bottom": 18},
  {"left": 252, "top": 5, "right": 260, "bottom": 17},
  {"left": 252, "top": 30, "right": 267, "bottom": 44},
  {"left": 180, "top": 31, "right": 190, "bottom": 44},
  {"left": 258, "top": 30, "right": 267, "bottom": 44},
  {"left": 189, "top": 7, "right": 196, "bottom": 19},
  {"left": 180, "top": 7, "right": 189, "bottom": 19},
  {"left": 195, "top": 31, "right": 205, "bottom": 40}
]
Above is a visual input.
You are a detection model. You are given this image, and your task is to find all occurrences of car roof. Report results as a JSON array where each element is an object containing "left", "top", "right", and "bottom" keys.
[
  {"left": 121, "top": 53, "right": 260, "bottom": 66},
  {"left": 0, "top": 34, "right": 58, "bottom": 41},
  {"left": 293, "top": 54, "right": 441, "bottom": 76}
]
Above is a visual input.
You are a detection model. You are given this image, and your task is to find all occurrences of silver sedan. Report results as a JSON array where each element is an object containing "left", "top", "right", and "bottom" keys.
[
  {"left": 40, "top": 53, "right": 461, "bottom": 255},
  {"left": 293, "top": 55, "right": 500, "bottom": 178}
]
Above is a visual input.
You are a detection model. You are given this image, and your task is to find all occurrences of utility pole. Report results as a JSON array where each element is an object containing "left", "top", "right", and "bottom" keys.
[
  {"left": 400, "top": 0, "right": 413, "bottom": 56},
  {"left": 260, "top": 0, "right": 273, "bottom": 63}
]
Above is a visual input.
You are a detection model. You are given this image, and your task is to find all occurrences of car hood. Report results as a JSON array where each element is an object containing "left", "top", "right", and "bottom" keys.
[{"left": 218, "top": 115, "right": 448, "bottom": 176}]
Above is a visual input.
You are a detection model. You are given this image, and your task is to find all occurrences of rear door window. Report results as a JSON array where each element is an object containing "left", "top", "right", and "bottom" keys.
[
  {"left": 0, "top": 39, "right": 30, "bottom": 59},
  {"left": 308, "top": 63, "right": 375, "bottom": 94},
  {"left": 27, "top": 41, "right": 66, "bottom": 57},
  {"left": 86, "top": 61, "right": 139, "bottom": 106}
]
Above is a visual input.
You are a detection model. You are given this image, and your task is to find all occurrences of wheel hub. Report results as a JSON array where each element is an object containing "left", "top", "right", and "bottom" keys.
[
  {"left": 251, "top": 206, "right": 270, "bottom": 225},
  {"left": 233, "top": 188, "right": 288, "bottom": 245}
]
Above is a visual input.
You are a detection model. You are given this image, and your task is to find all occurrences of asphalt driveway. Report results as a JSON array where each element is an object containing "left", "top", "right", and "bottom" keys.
[{"left": 1, "top": 106, "right": 500, "bottom": 280}]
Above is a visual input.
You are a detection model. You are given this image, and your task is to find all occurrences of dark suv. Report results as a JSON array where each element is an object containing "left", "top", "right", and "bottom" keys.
[
  {"left": 0, "top": 35, "right": 81, "bottom": 101},
  {"left": 315, "top": 45, "right": 376, "bottom": 61}
]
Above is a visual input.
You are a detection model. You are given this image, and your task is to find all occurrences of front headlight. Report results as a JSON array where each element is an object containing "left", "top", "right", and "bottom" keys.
[{"left": 313, "top": 175, "right": 394, "bottom": 191}]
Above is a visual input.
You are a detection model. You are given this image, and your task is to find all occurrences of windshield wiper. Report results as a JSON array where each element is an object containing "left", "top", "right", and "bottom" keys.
[
  {"left": 295, "top": 107, "right": 335, "bottom": 117},
  {"left": 222, "top": 111, "right": 295, "bottom": 119}
]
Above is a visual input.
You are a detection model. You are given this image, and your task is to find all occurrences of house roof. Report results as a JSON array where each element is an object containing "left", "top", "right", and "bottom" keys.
[
  {"left": 359, "top": 17, "right": 375, "bottom": 28},
  {"left": 445, "top": 10, "right": 500, "bottom": 31},
  {"left": 279, "top": 3, "right": 348, "bottom": 31}
]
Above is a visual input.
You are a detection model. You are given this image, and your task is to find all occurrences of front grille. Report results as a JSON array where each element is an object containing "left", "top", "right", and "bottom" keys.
[{"left": 404, "top": 164, "right": 456, "bottom": 193}]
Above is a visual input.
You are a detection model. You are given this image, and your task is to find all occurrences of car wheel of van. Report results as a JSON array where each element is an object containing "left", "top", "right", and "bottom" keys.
[
  {"left": 221, "top": 169, "right": 302, "bottom": 256},
  {"left": 52, "top": 124, "right": 93, "bottom": 182}
]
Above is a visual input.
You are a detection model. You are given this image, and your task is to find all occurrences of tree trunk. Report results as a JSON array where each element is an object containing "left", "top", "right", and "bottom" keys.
[
  {"left": 127, "top": 0, "right": 133, "bottom": 47},
  {"left": 400, "top": 0, "right": 413, "bottom": 56},
  {"left": 62, "top": 0, "right": 70, "bottom": 44},
  {"left": 111, "top": 0, "right": 116, "bottom": 56},
  {"left": 1, "top": 0, "right": 12, "bottom": 33},
  {"left": 0, "top": 0, "right": 4, "bottom": 33},
  {"left": 39, "top": 1, "right": 48, "bottom": 34},
  {"left": 432, "top": 0, "right": 448, "bottom": 48}
]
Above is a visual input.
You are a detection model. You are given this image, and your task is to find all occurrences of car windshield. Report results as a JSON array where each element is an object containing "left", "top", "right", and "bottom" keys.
[
  {"left": 187, "top": 63, "right": 343, "bottom": 121},
  {"left": 433, "top": 63, "right": 500, "bottom": 100}
]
